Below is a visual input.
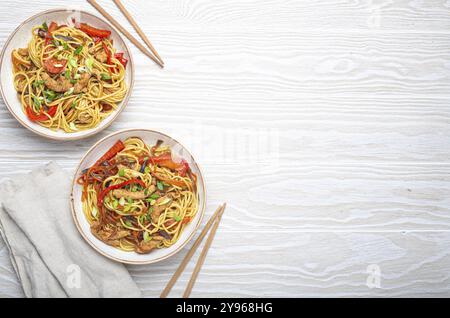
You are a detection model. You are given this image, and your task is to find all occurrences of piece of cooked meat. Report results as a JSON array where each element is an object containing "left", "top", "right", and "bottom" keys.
[
  {"left": 151, "top": 194, "right": 173, "bottom": 223},
  {"left": 112, "top": 185, "right": 155, "bottom": 200},
  {"left": 41, "top": 72, "right": 71, "bottom": 92},
  {"left": 17, "top": 48, "right": 29, "bottom": 56},
  {"left": 90, "top": 222, "right": 130, "bottom": 247},
  {"left": 73, "top": 72, "right": 91, "bottom": 93},
  {"left": 136, "top": 240, "right": 160, "bottom": 254},
  {"left": 41, "top": 72, "right": 91, "bottom": 94},
  {"left": 113, "top": 189, "right": 146, "bottom": 200}
]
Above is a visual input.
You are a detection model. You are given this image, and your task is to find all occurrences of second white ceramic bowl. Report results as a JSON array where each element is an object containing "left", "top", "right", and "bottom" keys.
[{"left": 70, "top": 129, "right": 206, "bottom": 264}]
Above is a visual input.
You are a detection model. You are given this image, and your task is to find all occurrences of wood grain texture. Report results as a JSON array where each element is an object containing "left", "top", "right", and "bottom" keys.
[{"left": 0, "top": 0, "right": 450, "bottom": 297}]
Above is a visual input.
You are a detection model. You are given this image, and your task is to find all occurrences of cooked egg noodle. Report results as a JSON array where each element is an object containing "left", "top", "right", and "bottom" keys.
[
  {"left": 12, "top": 24, "right": 127, "bottom": 132},
  {"left": 80, "top": 137, "right": 199, "bottom": 253}
]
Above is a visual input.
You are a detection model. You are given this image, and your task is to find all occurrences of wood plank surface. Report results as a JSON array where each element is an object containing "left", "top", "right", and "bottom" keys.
[{"left": 0, "top": 0, "right": 449, "bottom": 297}]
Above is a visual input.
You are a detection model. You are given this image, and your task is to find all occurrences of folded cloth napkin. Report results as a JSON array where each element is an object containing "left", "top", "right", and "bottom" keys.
[{"left": 0, "top": 162, "right": 141, "bottom": 298}]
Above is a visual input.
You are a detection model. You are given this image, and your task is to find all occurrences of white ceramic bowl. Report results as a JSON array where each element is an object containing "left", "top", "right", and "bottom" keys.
[
  {"left": 0, "top": 8, "right": 134, "bottom": 140},
  {"left": 70, "top": 129, "right": 206, "bottom": 264}
]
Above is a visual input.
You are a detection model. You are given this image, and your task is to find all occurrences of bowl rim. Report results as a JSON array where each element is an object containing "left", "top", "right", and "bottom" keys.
[
  {"left": 69, "top": 128, "right": 207, "bottom": 264},
  {"left": 0, "top": 7, "right": 135, "bottom": 141}
]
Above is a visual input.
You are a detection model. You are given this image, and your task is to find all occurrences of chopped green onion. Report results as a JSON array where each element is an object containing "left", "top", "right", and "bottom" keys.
[
  {"left": 32, "top": 96, "right": 41, "bottom": 108},
  {"left": 70, "top": 79, "right": 77, "bottom": 84},
  {"left": 149, "top": 193, "right": 159, "bottom": 200},
  {"left": 74, "top": 73, "right": 81, "bottom": 79},
  {"left": 69, "top": 122, "right": 77, "bottom": 131},
  {"left": 100, "top": 73, "right": 111, "bottom": 80},
  {"left": 144, "top": 166, "right": 150, "bottom": 174},
  {"left": 118, "top": 169, "right": 125, "bottom": 177},
  {"left": 74, "top": 45, "right": 83, "bottom": 55},
  {"left": 44, "top": 90, "right": 56, "bottom": 101},
  {"left": 123, "top": 205, "right": 131, "bottom": 212},
  {"left": 112, "top": 199, "right": 119, "bottom": 209},
  {"left": 42, "top": 22, "right": 48, "bottom": 31},
  {"left": 119, "top": 197, "right": 126, "bottom": 206},
  {"left": 124, "top": 219, "right": 132, "bottom": 227},
  {"left": 68, "top": 57, "right": 77, "bottom": 68},
  {"left": 64, "top": 87, "right": 74, "bottom": 96},
  {"left": 127, "top": 197, "right": 133, "bottom": 204},
  {"left": 157, "top": 181, "right": 164, "bottom": 191},
  {"left": 71, "top": 100, "right": 77, "bottom": 109},
  {"left": 32, "top": 80, "right": 44, "bottom": 88},
  {"left": 143, "top": 231, "right": 151, "bottom": 242},
  {"left": 85, "top": 57, "right": 94, "bottom": 71},
  {"left": 174, "top": 215, "right": 182, "bottom": 222},
  {"left": 65, "top": 69, "right": 71, "bottom": 79},
  {"left": 62, "top": 41, "right": 69, "bottom": 50}
]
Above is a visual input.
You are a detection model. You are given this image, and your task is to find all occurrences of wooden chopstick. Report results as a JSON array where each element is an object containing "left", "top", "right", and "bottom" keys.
[
  {"left": 112, "top": 0, "right": 164, "bottom": 65},
  {"left": 160, "top": 203, "right": 227, "bottom": 298},
  {"left": 86, "top": 0, "right": 164, "bottom": 68},
  {"left": 183, "top": 212, "right": 224, "bottom": 298}
]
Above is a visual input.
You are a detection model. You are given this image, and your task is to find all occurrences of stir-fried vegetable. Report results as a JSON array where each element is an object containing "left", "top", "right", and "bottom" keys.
[
  {"left": 114, "top": 52, "right": 128, "bottom": 68},
  {"left": 93, "top": 140, "right": 125, "bottom": 166},
  {"left": 25, "top": 105, "right": 57, "bottom": 121},
  {"left": 79, "top": 23, "right": 111, "bottom": 38},
  {"left": 149, "top": 153, "right": 192, "bottom": 177}
]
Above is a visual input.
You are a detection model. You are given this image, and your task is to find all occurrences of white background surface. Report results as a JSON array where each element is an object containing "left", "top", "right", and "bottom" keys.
[{"left": 1, "top": 0, "right": 450, "bottom": 297}]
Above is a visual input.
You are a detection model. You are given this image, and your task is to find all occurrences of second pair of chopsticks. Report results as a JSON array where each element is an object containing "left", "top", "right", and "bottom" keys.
[
  {"left": 87, "top": 0, "right": 164, "bottom": 68},
  {"left": 160, "top": 203, "right": 227, "bottom": 298}
]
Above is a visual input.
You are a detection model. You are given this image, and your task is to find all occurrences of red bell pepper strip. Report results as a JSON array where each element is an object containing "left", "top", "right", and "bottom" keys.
[
  {"left": 93, "top": 140, "right": 125, "bottom": 167},
  {"left": 151, "top": 153, "right": 172, "bottom": 163},
  {"left": 25, "top": 105, "right": 57, "bottom": 121},
  {"left": 79, "top": 23, "right": 111, "bottom": 38},
  {"left": 97, "top": 178, "right": 146, "bottom": 209},
  {"left": 153, "top": 173, "right": 186, "bottom": 188},
  {"left": 43, "top": 21, "right": 58, "bottom": 47},
  {"left": 157, "top": 160, "right": 180, "bottom": 171},
  {"left": 176, "top": 159, "right": 190, "bottom": 177},
  {"left": 150, "top": 154, "right": 192, "bottom": 177},
  {"left": 102, "top": 41, "right": 118, "bottom": 73},
  {"left": 45, "top": 22, "right": 58, "bottom": 40},
  {"left": 114, "top": 52, "right": 128, "bottom": 68},
  {"left": 181, "top": 217, "right": 191, "bottom": 225},
  {"left": 48, "top": 22, "right": 58, "bottom": 33},
  {"left": 102, "top": 41, "right": 112, "bottom": 64}
]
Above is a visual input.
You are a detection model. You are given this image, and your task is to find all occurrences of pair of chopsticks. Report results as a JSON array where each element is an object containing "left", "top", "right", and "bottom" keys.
[
  {"left": 160, "top": 203, "right": 227, "bottom": 298},
  {"left": 87, "top": 0, "right": 164, "bottom": 68}
]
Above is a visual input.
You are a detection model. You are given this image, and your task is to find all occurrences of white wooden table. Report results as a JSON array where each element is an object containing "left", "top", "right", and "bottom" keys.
[{"left": 1, "top": 0, "right": 450, "bottom": 297}]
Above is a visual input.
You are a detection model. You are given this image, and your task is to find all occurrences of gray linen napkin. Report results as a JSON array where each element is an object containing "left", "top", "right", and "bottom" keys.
[{"left": 0, "top": 162, "right": 141, "bottom": 298}]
